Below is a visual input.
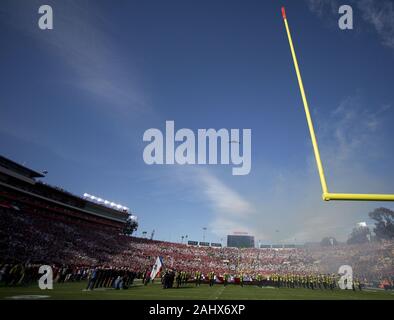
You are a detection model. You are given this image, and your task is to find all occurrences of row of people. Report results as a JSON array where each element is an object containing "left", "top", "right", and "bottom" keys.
[
  {"left": 156, "top": 270, "right": 366, "bottom": 291},
  {"left": 1, "top": 205, "right": 393, "bottom": 286}
]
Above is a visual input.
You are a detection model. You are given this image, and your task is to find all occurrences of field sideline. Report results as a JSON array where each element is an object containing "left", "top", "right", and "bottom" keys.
[{"left": 1, "top": 280, "right": 393, "bottom": 300}]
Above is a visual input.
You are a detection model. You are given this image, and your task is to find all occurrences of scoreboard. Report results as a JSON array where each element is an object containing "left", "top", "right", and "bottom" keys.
[{"left": 227, "top": 235, "right": 255, "bottom": 248}]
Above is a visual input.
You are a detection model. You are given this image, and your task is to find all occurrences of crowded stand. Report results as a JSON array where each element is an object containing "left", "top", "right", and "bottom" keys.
[
  {"left": 1, "top": 202, "right": 393, "bottom": 289},
  {"left": 0, "top": 155, "right": 393, "bottom": 290}
]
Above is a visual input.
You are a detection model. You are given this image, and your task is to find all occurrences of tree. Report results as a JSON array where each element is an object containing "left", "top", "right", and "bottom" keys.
[
  {"left": 123, "top": 215, "right": 138, "bottom": 236},
  {"left": 347, "top": 225, "right": 371, "bottom": 245},
  {"left": 320, "top": 237, "right": 338, "bottom": 247},
  {"left": 369, "top": 207, "right": 394, "bottom": 241}
]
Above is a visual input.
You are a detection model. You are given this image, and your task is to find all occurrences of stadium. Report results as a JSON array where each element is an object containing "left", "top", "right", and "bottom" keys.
[
  {"left": 1, "top": 2, "right": 394, "bottom": 309},
  {"left": 0, "top": 155, "right": 393, "bottom": 300}
]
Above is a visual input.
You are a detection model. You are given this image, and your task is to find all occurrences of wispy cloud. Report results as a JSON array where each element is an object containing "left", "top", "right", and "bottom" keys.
[
  {"left": 0, "top": 0, "right": 149, "bottom": 114},
  {"left": 163, "top": 93, "right": 392, "bottom": 244},
  {"left": 197, "top": 169, "right": 256, "bottom": 237},
  {"left": 306, "top": 0, "right": 394, "bottom": 51},
  {"left": 142, "top": 165, "right": 258, "bottom": 239},
  {"left": 226, "top": 93, "right": 392, "bottom": 243},
  {"left": 306, "top": 0, "right": 338, "bottom": 17},
  {"left": 0, "top": 0, "right": 153, "bottom": 167},
  {"left": 357, "top": 0, "right": 394, "bottom": 49},
  {"left": 324, "top": 94, "right": 384, "bottom": 161},
  {"left": 199, "top": 171, "right": 254, "bottom": 217}
]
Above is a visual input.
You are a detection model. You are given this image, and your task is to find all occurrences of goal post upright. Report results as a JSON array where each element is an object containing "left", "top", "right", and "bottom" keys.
[
  {"left": 281, "top": 7, "right": 394, "bottom": 202},
  {"left": 281, "top": 7, "right": 329, "bottom": 199}
]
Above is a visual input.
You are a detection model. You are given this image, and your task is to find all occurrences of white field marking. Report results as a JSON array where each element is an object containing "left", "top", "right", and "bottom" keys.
[
  {"left": 6, "top": 295, "right": 50, "bottom": 300},
  {"left": 214, "top": 286, "right": 226, "bottom": 300}
]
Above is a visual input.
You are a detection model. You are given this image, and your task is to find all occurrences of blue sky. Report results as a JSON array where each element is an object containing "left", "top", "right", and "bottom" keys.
[{"left": 1, "top": 0, "right": 394, "bottom": 245}]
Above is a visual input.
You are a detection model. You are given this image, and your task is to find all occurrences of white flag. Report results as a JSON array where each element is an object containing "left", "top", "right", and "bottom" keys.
[{"left": 150, "top": 256, "right": 164, "bottom": 280}]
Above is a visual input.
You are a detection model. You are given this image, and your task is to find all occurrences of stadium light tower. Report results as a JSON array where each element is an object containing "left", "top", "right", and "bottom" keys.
[
  {"left": 202, "top": 227, "right": 207, "bottom": 242},
  {"left": 281, "top": 7, "right": 394, "bottom": 202}
]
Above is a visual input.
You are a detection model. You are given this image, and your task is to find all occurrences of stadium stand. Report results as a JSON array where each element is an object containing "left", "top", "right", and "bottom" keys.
[{"left": 0, "top": 155, "right": 393, "bottom": 289}]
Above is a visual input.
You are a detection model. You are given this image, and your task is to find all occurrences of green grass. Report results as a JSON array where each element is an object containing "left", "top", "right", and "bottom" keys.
[{"left": 1, "top": 280, "right": 393, "bottom": 300}]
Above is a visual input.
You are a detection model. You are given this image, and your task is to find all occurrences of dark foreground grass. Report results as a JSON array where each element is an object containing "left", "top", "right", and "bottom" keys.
[{"left": 1, "top": 280, "right": 393, "bottom": 300}]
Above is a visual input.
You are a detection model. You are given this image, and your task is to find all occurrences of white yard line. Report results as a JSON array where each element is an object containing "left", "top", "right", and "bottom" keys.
[{"left": 214, "top": 286, "right": 225, "bottom": 300}]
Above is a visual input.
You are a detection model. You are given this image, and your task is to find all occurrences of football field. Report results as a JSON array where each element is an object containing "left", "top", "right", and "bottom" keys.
[{"left": 1, "top": 281, "right": 393, "bottom": 300}]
